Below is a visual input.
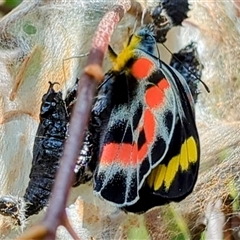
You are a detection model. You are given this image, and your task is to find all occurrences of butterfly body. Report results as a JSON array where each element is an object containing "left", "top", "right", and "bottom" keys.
[{"left": 92, "top": 24, "right": 200, "bottom": 213}]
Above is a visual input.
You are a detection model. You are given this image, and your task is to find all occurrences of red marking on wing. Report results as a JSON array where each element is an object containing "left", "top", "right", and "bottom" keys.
[
  {"left": 100, "top": 98, "right": 158, "bottom": 168},
  {"left": 143, "top": 109, "right": 155, "bottom": 143},
  {"left": 131, "top": 57, "right": 154, "bottom": 79},
  {"left": 145, "top": 78, "right": 170, "bottom": 109},
  {"left": 157, "top": 78, "right": 170, "bottom": 90},
  {"left": 100, "top": 139, "right": 148, "bottom": 167}
]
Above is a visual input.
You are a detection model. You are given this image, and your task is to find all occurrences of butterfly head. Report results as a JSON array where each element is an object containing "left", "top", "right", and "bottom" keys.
[
  {"left": 109, "top": 24, "right": 158, "bottom": 73},
  {"left": 131, "top": 24, "right": 156, "bottom": 55}
]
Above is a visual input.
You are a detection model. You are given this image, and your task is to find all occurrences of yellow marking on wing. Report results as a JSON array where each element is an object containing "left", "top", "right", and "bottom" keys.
[
  {"left": 179, "top": 136, "right": 198, "bottom": 171},
  {"left": 147, "top": 136, "right": 198, "bottom": 192},
  {"left": 187, "top": 136, "right": 198, "bottom": 163},
  {"left": 147, "top": 164, "right": 166, "bottom": 190},
  {"left": 111, "top": 35, "right": 141, "bottom": 72},
  {"left": 179, "top": 139, "right": 188, "bottom": 171},
  {"left": 154, "top": 164, "right": 167, "bottom": 191},
  {"left": 147, "top": 166, "right": 157, "bottom": 188},
  {"left": 164, "top": 155, "right": 180, "bottom": 190}
]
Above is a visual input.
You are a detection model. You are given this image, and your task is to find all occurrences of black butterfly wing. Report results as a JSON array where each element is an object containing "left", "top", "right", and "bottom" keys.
[{"left": 93, "top": 59, "right": 178, "bottom": 208}]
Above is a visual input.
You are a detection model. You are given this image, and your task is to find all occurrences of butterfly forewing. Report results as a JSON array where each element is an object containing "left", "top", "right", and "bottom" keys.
[
  {"left": 93, "top": 24, "right": 200, "bottom": 212},
  {"left": 94, "top": 51, "right": 177, "bottom": 207}
]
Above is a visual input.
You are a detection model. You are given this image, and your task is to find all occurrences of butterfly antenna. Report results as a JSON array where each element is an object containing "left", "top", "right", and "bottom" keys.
[
  {"left": 156, "top": 41, "right": 162, "bottom": 68},
  {"left": 162, "top": 43, "right": 210, "bottom": 93},
  {"left": 148, "top": 26, "right": 162, "bottom": 68}
]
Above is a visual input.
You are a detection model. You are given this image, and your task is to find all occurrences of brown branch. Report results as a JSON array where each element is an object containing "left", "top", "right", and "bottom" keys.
[{"left": 15, "top": 1, "right": 137, "bottom": 239}]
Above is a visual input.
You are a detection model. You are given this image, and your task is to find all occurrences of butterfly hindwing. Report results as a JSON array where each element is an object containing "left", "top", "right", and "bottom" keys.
[{"left": 147, "top": 63, "right": 199, "bottom": 200}]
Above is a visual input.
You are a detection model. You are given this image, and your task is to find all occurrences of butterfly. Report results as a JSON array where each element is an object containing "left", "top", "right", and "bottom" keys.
[{"left": 88, "top": 23, "right": 200, "bottom": 213}]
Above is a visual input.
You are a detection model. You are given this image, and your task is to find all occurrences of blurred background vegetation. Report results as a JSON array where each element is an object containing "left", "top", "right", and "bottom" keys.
[{"left": 0, "top": 0, "right": 21, "bottom": 15}]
